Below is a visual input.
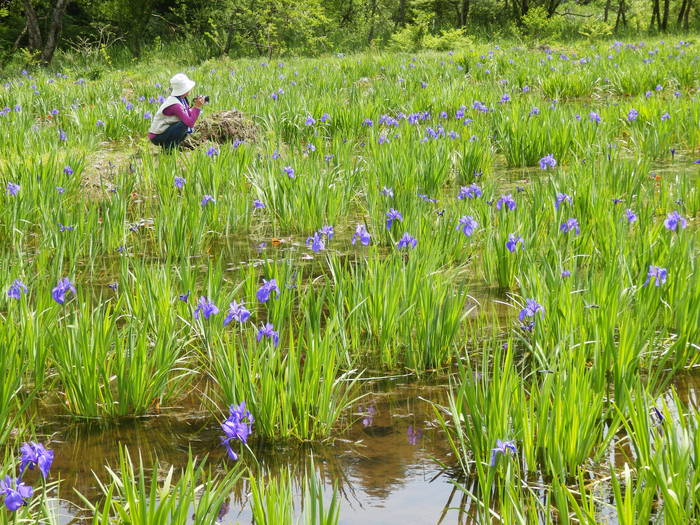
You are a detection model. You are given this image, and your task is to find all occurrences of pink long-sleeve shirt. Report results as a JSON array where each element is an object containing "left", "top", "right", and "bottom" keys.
[{"left": 148, "top": 103, "right": 202, "bottom": 139}]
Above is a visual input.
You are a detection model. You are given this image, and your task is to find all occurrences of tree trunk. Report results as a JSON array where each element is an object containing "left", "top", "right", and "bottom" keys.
[
  {"left": 683, "top": 0, "right": 692, "bottom": 27},
  {"left": 22, "top": 0, "right": 43, "bottom": 51},
  {"left": 547, "top": 0, "right": 562, "bottom": 16},
  {"left": 367, "top": 0, "right": 378, "bottom": 44},
  {"left": 661, "top": 0, "right": 670, "bottom": 29},
  {"left": 650, "top": 0, "right": 661, "bottom": 29},
  {"left": 396, "top": 0, "right": 407, "bottom": 27},
  {"left": 40, "top": 0, "right": 70, "bottom": 64},
  {"left": 615, "top": 0, "right": 626, "bottom": 29},
  {"left": 461, "top": 0, "right": 470, "bottom": 25},
  {"left": 604, "top": 0, "right": 611, "bottom": 22},
  {"left": 677, "top": 0, "right": 688, "bottom": 24}
]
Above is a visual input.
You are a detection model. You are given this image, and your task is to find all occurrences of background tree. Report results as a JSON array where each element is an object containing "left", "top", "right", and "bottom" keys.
[
  {"left": 0, "top": 0, "right": 698, "bottom": 68},
  {"left": 20, "top": 0, "right": 71, "bottom": 64}
]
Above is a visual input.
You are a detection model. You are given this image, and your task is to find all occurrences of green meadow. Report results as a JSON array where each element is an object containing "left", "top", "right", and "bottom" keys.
[{"left": 0, "top": 37, "right": 698, "bottom": 523}]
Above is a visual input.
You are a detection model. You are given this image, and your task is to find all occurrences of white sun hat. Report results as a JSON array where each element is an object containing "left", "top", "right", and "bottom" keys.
[{"left": 170, "top": 73, "right": 196, "bottom": 97}]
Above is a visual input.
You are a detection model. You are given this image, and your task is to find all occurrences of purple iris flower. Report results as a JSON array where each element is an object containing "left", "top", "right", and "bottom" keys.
[
  {"left": 529, "top": 107, "right": 540, "bottom": 116},
  {"left": 223, "top": 300, "right": 251, "bottom": 326},
  {"left": 457, "top": 216, "right": 478, "bottom": 237},
  {"left": 589, "top": 112, "right": 601, "bottom": 123},
  {"left": 643, "top": 265, "right": 667, "bottom": 287},
  {"left": 19, "top": 442, "right": 54, "bottom": 479},
  {"left": 381, "top": 186, "right": 394, "bottom": 198},
  {"left": 560, "top": 218, "right": 580, "bottom": 235},
  {"left": 319, "top": 225, "right": 334, "bottom": 240},
  {"left": 663, "top": 211, "right": 687, "bottom": 231},
  {"left": 58, "top": 223, "right": 75, "bottom": 232},
  {"left": 7, "top": 279, "right": 27, "bottom": 299},
  {"left": 194, "top": 297, "right": 219, "bottom": 320},
  {"left": 253, "top": 199, "right": 265, "bottom": 209},
  {"left": 6, "top": 182, "right": 20, "bottom": 195},
  {"left": 179, "top": 290, "right": 190, "bottom": 302},
  {"left": 496, "top": 194, "right": 516, "bottom": 211},
  {"left": 63, "top": 165, "right": 73, "bottom": 175},
  {"left": 0, "top": 476, "right": 33, "bottom": 511},
  {"left": 458, "top": 184, "right": 482, "bottom": 200},
  {"left": 625, "top": 209, "right": 637, "bottom": 223},
  {"left": 362, "top": 406, "right": 376, "bottom": 427},
  {"left": 519, "top": 298, "right": 544, "bottom": 321},
  {"left": 396, "top": 233, "right": 417, "bottom": 249},
  {"left": 306, "top": 232, "right": 325, "bottom": 253},
  {"left": 627, "top": 109, "right": 639, "bottom": 121},
  {"left": 385, "top": 208, "right": 403, "bottom": 229},
  {"left": 362, "top": 118, "right": 374, "bottom": 127},
  {"left": 539, "top": 154, "right": 557, "bottom": 170},
  {"left": 561, "top": 270, "right": 571, "bottom": 278},
  {"left": 661, "top": 112, "right": 670, "bottom": 121},
  {"left": 221, "top": 402, "right": 254, "bottom": 461},
  {"left": 554, "top": 193, "right": 572, "bottom": 210},
  {"left": 201, "top": 195, "right": 215, "bottom": 207},
  {"left": 407, "top": 425, "right": 423, "bottom": 445},
  {"left": 174, "top": 176, "right": 185, "bottom": 188},
  {"left": 489, "top": 439, "right": 517, "bottom": 466},
  {"left": 305, "top": 116, "right": 315, "bottom": 125},
  {"left": 256, "top": 279, "right": 280, "bottom": 303},
  {"left": 256, "top": 322, "right": 279, "bottom": 347},
  {"left": 52, "top": 277, "right": 76, "bottom": 304},
  {"left": 505, "top": 234, "right": 524, "bottom": 253},
  {"left": 352, "top": 224, "right": 371, "bottom": 246},
  {"left": 206, "top": 146, "right": 219, "bottom": 157},
  {"left": 282, "top": 166, "right": 295, "bottom": 178}
]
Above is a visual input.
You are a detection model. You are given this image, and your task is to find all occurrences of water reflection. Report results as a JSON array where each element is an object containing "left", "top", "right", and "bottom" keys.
[
  {"left": 40, "top": 378, "right": 466, "bottom": 524},
  {"left": 33, "top": 369, "right": 700, "bottom": 524}
]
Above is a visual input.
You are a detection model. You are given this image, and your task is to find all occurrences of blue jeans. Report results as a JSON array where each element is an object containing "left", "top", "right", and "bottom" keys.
[{"left": 150, "top": 121, "right": 188, "bottom": 151}]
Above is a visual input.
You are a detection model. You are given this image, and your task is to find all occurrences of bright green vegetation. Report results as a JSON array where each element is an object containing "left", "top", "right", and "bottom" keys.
[{"left": 0, "top": 36, "right": 698, "bottom": 522}]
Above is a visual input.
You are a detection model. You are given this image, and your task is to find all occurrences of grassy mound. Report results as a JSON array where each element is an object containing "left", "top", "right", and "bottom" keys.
[{"left": 182, "top": 109, "right": 257, "bottom": 149}]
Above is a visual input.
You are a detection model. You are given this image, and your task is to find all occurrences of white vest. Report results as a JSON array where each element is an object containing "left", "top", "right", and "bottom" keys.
[{"left": 148, "top": 96, "right": 189, "bottom": 135}]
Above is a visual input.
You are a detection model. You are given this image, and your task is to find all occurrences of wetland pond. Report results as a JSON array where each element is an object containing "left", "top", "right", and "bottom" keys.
[{"left": 36, "top": 371, "right": 699, "bottom": 524}]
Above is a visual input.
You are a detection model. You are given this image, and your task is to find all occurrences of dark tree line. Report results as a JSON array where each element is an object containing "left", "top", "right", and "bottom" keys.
[{"left": 0, "top": 0, "right": 697, "bottom": 66}]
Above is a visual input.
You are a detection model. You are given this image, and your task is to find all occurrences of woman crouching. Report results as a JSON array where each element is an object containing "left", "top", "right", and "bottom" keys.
[{"left": 148, "top": 73, "right": 205, "bottom": 151}]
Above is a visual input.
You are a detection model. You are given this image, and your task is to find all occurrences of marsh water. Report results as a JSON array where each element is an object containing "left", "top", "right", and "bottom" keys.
[
  {"left": 22, "top": 158, "right": 700, "bottom": 524},
  {"left": 33, "top": 369, "right": 699, "bottom": 525}
]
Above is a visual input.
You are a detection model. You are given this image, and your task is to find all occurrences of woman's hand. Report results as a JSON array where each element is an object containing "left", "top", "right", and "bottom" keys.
[{"left": 193, "top": 96, "right": 205, "bottom": 108}]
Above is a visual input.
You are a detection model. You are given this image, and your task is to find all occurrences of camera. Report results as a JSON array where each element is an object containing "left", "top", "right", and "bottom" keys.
[{"left": 197, "top": 95, "right": 210, "bottom": 104}]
